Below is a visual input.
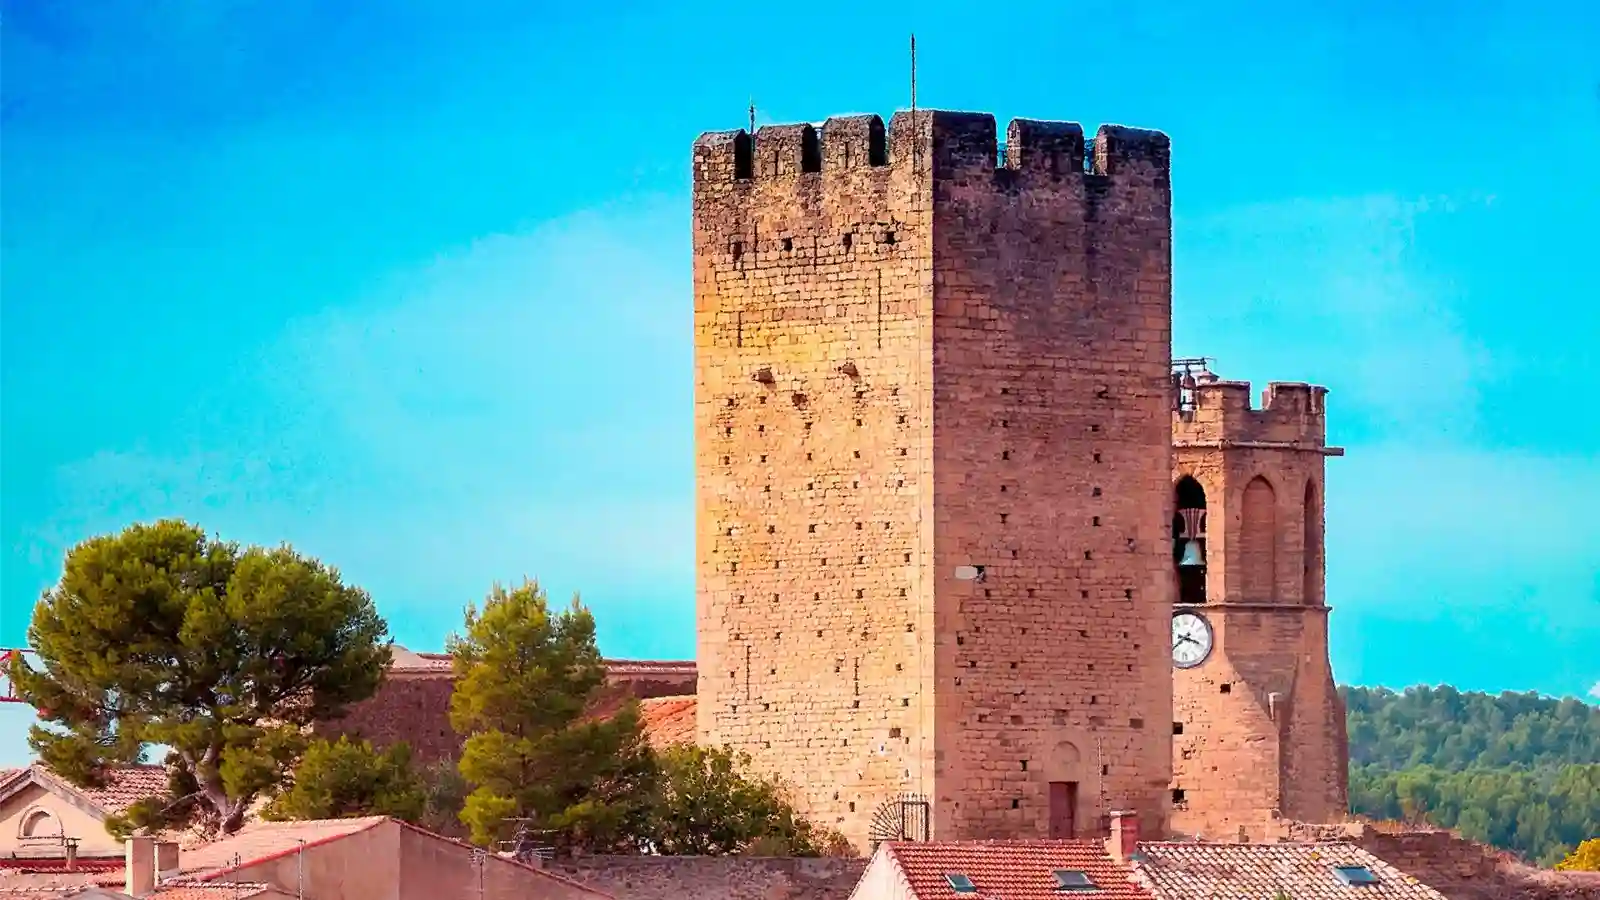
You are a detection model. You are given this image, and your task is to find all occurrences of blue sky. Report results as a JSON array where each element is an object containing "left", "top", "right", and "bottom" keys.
[{"left": 2, "top": 0, "right": 1597, "bottom": 765}]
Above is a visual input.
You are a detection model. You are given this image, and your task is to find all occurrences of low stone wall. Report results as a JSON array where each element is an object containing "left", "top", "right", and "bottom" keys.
[
  {"left": 1359, "top": 830, "right": 1499, "bottom": 884},
  {"left": 1359, "top": 831, "right": 1600, "bottom": 900},
  {"left": 1274, "top": 819, "right": 1600, "bottom": 900},
  {"left": 318, "top": 660, "right": 699, "bottom": 768},
  {"left": 545, "top": 855, "right": 868, "bottom": 900}
]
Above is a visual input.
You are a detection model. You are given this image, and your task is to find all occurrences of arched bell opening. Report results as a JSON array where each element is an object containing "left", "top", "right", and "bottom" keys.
[
  {"left": 1173, "top": 476, "right": 1208, "bottom": 605},
  {"left": 1303, "top": 479, "right": 1322, "bottom": 606}
]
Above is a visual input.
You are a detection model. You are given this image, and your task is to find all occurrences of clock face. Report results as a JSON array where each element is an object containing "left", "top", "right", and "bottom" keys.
[{"left": 1172, "top": 611, "right": 1214, "bottom": 669}]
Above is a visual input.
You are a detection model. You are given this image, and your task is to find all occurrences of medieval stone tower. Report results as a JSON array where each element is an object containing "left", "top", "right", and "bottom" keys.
[
  {"left": 692, "top": 110, "right": 1175, "bottom": 850},
  {"left": 1168, "top": 370, "right": 1350, "bottom": 840}
]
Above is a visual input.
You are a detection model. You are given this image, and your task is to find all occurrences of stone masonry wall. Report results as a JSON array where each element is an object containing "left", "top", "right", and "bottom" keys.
[
  {"left": 546, "top": 856, "right": 868, "bottom": 900},
  {"left": 926, "top": 116, "right": 1175, "bottom": 839},
  {"left": 693, "top": 112, "right": 936, "bottom": 849},
  {"left": 692, "top": 110, "right": 1176, "bottom": 849},
  {"left": 1169, "top": 380, "right": 1347, "bottom": 839},
  {"left": 1277, "top": 822, "right": 1600, "bottom": 900},
  {"left": 318, "top": 674, "right": 458, "bottom": 767},
  {"left": 1357, "top": 831, "right": 1600, "bottom": 900},
  {"left": 317, "top": 659, "right": 697, "bottom": 768}
]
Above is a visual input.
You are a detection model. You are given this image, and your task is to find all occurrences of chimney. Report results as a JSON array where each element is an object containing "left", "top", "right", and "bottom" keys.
[
  {"left": 64, "top": 838, "right": 78, "bottom": 872},
  {"left": 1106, "top": 810, "right": 1139, "bottom": 861},
  {"left": 126, "top": 835, "right": 156, "bottom": 897},
  {"left": 156, "top": 840, "right": 180, "bottom": 876}
]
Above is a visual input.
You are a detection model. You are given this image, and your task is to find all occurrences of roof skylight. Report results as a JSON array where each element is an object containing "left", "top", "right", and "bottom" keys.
[
  {"left": 1053, "top": 868, "right": 1101, "bottom": 891},
  {"left": 945, "top": 872, "right": 977, "bottom": 893},
  {"left": 1332, "top": 865, "right": 1380, "bottom": 886}
]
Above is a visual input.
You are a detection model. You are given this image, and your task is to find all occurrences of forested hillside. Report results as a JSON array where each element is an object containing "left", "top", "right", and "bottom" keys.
[{"left": 1343, "top": 685, "right": 1600, "bottom": 866}]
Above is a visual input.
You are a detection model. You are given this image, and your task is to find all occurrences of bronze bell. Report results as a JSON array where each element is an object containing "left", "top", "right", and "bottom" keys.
[
  {"left": 1177, "top": 539, "right": 1205, "bottom": 568},
  {"left": 1176, "top": 507, "right": 1206, "bottom": 568}
]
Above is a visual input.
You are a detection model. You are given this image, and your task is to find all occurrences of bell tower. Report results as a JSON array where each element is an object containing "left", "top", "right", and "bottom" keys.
[{"left": 1166, "top": 360, "right": 1349, "bottom": 839}]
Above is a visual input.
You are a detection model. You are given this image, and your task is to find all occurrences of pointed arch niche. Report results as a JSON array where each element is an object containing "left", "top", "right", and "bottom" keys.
[
  {"left": 1303, "top": 479, "right": 1323, "bottom": 606},
  {"left": 1173, "top": 476, "right": 1208, "bottom": 605},
  {"left": 1239, "top": 476, "right": 1278, "bottom": 603}
]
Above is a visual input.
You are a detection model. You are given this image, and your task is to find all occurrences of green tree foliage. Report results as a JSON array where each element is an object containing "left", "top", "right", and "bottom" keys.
[
  {"left": 262, "top": 737, "right": 425, "bottom": 823},
  {"left": 9, "top": 519, "right": 391, "bottom": 836},
  {"left": 1348, "top": 763, "right": 1600, "bottom": 866},
  {"left": 1344, "top": 685, "right": 1600, "bottom": 770},
  {"left": 1556, "top": 838, "right": 1600, "bottom": 871},
  {"left": 646, "top": 743, "right": 850, "bottom": 856},
  {"left": 448, "top": 580, "right": 656, "bottom": 852},
  {"left": 417, "top": 760, "right": 472, "bottom": 838},
  {"left": 1344, "top": 685, "right": 1600, "bottom": 867}
]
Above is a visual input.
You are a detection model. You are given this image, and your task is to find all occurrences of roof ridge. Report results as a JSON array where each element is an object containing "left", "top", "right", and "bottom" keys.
[
  {"left": 189, "top": 816, "right": 390, "bottom": 882},
  {"left": 23, "top": 765, "right": 108, "bottom": 813},
  {"left": 891, "top": 837, "right": 1111, "bottom": 847}
]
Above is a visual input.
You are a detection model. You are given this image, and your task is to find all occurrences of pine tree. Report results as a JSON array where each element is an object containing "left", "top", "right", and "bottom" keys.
[
  {"left": 263, "top": 736, "right": 425, "bottom": 823},
  {"left": 646, "top": 743, "right": 851, "bottom": 856},
  {"left": 447, "top": 580, "right": 655, "bottom": 851},
  {"left": 10, "top": 519, "right": 391, "bottom": 836}
]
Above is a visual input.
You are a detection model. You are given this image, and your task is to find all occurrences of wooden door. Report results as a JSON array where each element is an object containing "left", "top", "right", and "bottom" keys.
[{"left": 1048, "top": 781, "right": 1078, "bottom": 838}]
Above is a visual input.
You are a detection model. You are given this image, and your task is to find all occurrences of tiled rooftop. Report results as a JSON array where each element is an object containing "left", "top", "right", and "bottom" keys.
[
  {"left": 68, "top": 767, "right": 170, "bottom": 816},
  {"left": 1133, "top": 841, "right": 1449, "bottom": 900},
  {"left": 0, "top": 860, "right": 123, "bottom": 874},
  {"left": 171, "top": 816, "right": 389, "bottom": 881},
  {"left": 0, "top": 883, "right": 128, "bottom": 890},
  {"left": 386, "top": 646, "right": 696, "bottom": 678},
  {"left": 639, "top": 696, "right": 696, "bottom": 746},
  {"left": 884, "top": 840, "right": 1154, "bottom": 900},
  {"left": 0, "top": 768, "right": 26, "bottom": 793},
  {"left": 0, "top": 867, "right": 122, "bottom": 894},
  {"left": 152, "top": 884, "right": 274, "bottom": 899},
  {"left": 1, "top": 763, "right": 170, "bottom": 816}
]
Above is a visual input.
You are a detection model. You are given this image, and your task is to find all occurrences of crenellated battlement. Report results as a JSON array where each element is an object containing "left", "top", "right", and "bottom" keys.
[
  {"left": 1173, "top": 377, "right": 1333, "bottom": 449},
  {"left": 692, "top": 110, "right": 1169, "bottom": 188}
]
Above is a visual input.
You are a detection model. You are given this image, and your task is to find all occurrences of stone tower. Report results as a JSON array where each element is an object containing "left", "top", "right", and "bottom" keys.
[
  {"left": 692, "top": 109, "right": 1175, "bottom": 850},
  {"left": 1167, "top": 370, "right": 1349, "bottom": 840}
]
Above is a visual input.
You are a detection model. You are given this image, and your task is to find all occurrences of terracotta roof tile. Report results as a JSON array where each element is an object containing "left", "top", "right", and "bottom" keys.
[
  {"left": 1132, "top": 841, "right": 1449, "bottom": 900},
  {"left": 0, "top": 768, "right": 29, "bottom": 794},
  {"left": 70, "top": 767, "right": 170, "bottom": 816},
  {"left": 639, "top": 696, "right": 696, "bottom": 746},
  {"left": 0, "top": 861, "right": 122, "bottom": 874},
  {"left": 166, "top": 817, "right": 613, "bottom": 896},
  {"left": 883, "top": 840, "right": 1154, "bottom": 900},
  {"left": 174, "top": 816, "right": 388, "bottom": 880},
  {"left": 0, "top": 866, "right": 120, "bottom": 893},
  {"left": 152, "top": 885, "right": 273, "bottom": 899},
  {"left": 0, "top": 883, "right": 126, "bottom": 890},
  {"left": 2, "top": 764, "right": 169, "bottom": 817}
]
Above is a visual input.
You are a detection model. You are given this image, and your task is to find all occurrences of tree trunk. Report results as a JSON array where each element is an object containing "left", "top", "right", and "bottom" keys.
[{"left": 221, "top": 799, "right": 249, "bottom": 835}]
